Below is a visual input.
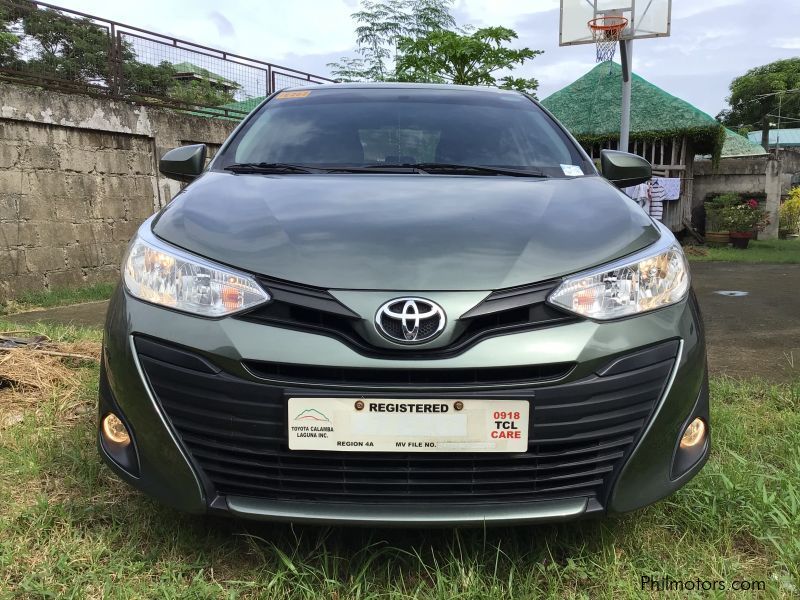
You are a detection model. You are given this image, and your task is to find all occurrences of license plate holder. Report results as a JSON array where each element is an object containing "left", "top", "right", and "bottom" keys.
[{"left": 287, "top": 398, "right": 529, "bottom": 452}]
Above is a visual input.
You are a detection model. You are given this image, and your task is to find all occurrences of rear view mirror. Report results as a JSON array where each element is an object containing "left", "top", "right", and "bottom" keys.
[
  {"left": 159, "top": 144, "right": 207, "bottom": 182},
  {"left": 600, "top": 150, "right": 652, "bottom": 188}
]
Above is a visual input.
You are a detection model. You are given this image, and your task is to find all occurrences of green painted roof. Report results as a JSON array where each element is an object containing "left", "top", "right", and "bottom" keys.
[
  {"left": 184, "top": 96, "right": 265, "bottom": 120},
  {"left": 747, "top": 128, "right": 800, "bottom": 147},
  {"left": 171, "top": 61, "right": 237, "bottom": 87},
  {"left": 542, "top": 61, "right": 724, "bottom": 156},
  {"left": 721, "top": 128, "right": 766, "bottom": 157},
  {"left": 219, "top": 96, "right": 265, "bottom": 115}
]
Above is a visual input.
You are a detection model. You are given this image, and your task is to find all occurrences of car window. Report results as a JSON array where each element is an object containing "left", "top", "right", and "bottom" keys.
[{"left": 222, "top": 88, "right": 592, "bottom": 177}]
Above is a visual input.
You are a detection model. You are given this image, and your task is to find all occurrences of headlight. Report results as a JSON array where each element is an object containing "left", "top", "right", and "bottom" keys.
[
  {"left": 548, "top": 244, "right": 689, "bottom": 320},
  {"left": 123, "top": 234, "right": 270, "bottom": 317}
]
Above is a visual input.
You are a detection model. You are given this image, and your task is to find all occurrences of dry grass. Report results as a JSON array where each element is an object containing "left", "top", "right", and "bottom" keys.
[
  {"left": 0, "top": 332, "right": 99, "bottom": 388},
  {"left": 0, "top": 324, "right": 104, "bottom": 519},
  {"left": 0, "top": 325, "right": 101, "bottom": 431}
]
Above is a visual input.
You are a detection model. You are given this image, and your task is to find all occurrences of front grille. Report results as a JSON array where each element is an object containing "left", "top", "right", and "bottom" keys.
[
  {"left": 243, "top": 360, "right": 574, "bottom": 388},
  {"left": 237, "top": 277, "right": 579, "bottom": 359},
  {"left": 136, "top": 337, "right": 677, "bottom": 506}
]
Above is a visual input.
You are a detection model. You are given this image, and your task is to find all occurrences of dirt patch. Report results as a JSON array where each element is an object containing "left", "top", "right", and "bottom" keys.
[{"left": 690, "top": 262, "right": 800, "bottom": 381}]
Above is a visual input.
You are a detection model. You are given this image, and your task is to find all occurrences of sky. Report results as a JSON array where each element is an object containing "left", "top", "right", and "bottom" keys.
[{"left": 54, "top": 0, "right": 800, "bottom": 118}]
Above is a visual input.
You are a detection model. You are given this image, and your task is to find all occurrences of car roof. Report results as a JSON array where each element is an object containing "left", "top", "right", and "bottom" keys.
[{"left": 281, "top": 82, "right": 524, "bottom": 95}]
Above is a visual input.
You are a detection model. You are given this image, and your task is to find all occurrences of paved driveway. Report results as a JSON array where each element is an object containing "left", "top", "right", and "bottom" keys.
[
  {"left": 6, "top": 262, "right": 800, "bottom": 380},
  {"left": 7, "top": 300, "right": 111, "bottom": 330},
  {"left": 690, "top": 262, "right": 800, "bottom": 381}
]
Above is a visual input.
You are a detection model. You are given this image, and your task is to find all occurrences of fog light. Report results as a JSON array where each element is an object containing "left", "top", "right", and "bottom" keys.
[
  {"left": 102, "top": 413, "right": 130, "bottom": 446},
  {"left": 680, "top": 418, "right": 706, "bottom": 449}
]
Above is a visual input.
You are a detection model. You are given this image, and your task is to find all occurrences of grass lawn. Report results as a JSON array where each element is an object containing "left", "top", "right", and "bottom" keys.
[
  {"left": 0, "top": 282, "right": 116, "bottom": 316},
  {"left": 1, "top": 321, "right": 798, "bottom": 598},
  {"left": 686, "top": 239, "right": 800, "bottom": 264}
]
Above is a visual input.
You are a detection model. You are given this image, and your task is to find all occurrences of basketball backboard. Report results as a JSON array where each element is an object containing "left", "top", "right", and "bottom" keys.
[{"left": 559, "top": 0, "right": 671, "bottom": 46}]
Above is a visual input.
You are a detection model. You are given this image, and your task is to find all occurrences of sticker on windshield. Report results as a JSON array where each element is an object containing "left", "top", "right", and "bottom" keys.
[
  {"left": 560, "top": 164, "right": 583, "bottom": 176},
  {"left": 276, "top": 90, "right": 311, "bottom": 99}
]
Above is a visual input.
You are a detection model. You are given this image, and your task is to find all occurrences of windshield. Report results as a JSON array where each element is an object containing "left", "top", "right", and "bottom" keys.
[{"left": 218, "top": 88, "right": 593, "bottom": 177}]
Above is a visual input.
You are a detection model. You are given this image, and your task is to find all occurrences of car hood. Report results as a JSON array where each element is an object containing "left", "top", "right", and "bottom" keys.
[{"left": 153, "top": 172, "right": 660, "bottom": 291}]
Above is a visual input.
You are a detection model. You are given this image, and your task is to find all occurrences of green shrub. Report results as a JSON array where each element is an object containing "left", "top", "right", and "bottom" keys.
[
  {"left": 705, "top": 193, "right": 741, "bottom": 231},
  {"left": 779, "top": 187, "right": 800, "bottom": 234}
]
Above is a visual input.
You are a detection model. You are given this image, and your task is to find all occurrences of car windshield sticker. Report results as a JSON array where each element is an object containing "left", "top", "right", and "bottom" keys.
[
  {"left": 276, "top": 90, "right": 311, "bottom": 99},
  {"left": 561, "top": 164, "right": 583, "bottom": 176}
]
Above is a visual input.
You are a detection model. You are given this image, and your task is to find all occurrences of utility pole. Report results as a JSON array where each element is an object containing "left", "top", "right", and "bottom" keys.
[
  {"left": 619, "top": 39, "right": 633, "bottom": 152},
  {"left": 776, "top": 91, "right": 782, "bottom": 153}
]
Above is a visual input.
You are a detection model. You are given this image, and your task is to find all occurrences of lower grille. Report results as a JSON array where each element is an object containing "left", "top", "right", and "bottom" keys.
[
  {"left": 136, "top": 337, "right": 677, "bottom": 506},
  {"left": 242, "top": 360, "right": 574, "bottom": 388}
]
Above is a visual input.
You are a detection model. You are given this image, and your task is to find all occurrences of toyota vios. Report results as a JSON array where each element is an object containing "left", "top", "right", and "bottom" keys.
[{"left": 99, "top": 84, "right": 708, "bottom": 525}]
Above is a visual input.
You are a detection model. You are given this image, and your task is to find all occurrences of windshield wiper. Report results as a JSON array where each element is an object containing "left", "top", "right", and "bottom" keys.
[
  {"left": 384, "top": 163, "right": 548, "bottom": 177},
  {"left": 224, "top": 163, "right": 425, "bottom": 175},
  {"left": 223, "top": 162, "right": 547, "bottom": 177},
  {"left": 224, "top": 162, "right": 324, "bottom": 174},
  {"left": 327, "top": 165, "right": 426, "bottom": 174}
]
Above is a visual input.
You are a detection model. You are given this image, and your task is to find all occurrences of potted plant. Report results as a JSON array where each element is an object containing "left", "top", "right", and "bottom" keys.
[
  {"left": 704, "top": 193, "right": 740, "bottom": 245},
  {"left": 779, "top": 187, "right": 800, "bottom": 240},
  {"left": 719, "top": 199, "right": 768, "bottom": 249}
]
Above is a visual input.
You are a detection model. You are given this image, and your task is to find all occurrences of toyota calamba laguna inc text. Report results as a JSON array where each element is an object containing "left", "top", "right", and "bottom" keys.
[{"left": 99, "top": 84, "right": 709, "bottom": 525}]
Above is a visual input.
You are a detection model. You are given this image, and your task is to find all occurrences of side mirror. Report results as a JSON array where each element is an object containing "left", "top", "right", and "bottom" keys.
[
  {"left": 600, "top": 150, "right": 652, "bottom": 188},
  {"left": 159, "top": 144, "right": 207, "bottom": 182}
]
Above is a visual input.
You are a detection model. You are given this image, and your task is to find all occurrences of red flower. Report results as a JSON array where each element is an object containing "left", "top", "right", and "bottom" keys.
[{"left": 747, "top": 199, "right": 759, "bottom": 209}]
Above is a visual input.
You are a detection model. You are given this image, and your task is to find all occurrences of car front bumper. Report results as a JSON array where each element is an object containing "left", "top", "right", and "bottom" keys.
[{"left": 99, "top": 285, "right": 708, "bottom": 526}]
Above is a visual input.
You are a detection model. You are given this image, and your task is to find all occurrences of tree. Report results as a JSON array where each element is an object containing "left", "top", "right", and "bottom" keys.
[
  {"left": 717, "top": 58, "right": 800, "bottom": 150},
  {"left": 168, "top": 78, "right": 238, "bottom": 107},
  {"left": 395, "top": 26, "right": 542, "bottom": 96},
  {"left": 0, "top": 30, "right": 17, "bottom": 66},
  {"left": 4, "top": 2, "right": 130, "bottom": 87},
  {"left": 328, "top": 0, "right": 543, "bottom": 96},
  {"left": 2, "top": 3, "right": 238, "bottom": 108},
  {"left": 122, "top": 60, "right": 177, "bottom": 98},
  {"left": 0, "top": 5, "right": 21, "bottom": 68},
  {"left": 329, "top": 0, "right": 455, "bottom": 82},
  {"left": 19, "top": 6, "right": 113, "bottom": 85},
  {"left": 125, "top": 61, "right": 240, "bottom": 107}
]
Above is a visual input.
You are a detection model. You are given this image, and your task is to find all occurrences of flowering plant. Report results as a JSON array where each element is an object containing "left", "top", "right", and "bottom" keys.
[
  {"left": 779, "top": 187, "right": 800, "bottom": 234},
  {"left": 719, "top": 199, "right": 768, "bottom": 233}
]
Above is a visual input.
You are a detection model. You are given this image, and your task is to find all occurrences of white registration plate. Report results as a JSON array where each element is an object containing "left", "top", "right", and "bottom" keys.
[{"left": 287, "top": 398, "right": 529, "bottom": 452}]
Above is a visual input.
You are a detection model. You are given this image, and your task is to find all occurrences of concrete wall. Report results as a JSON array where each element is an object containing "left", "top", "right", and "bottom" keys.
[
  {"left": 693, "top": 156, "right": 768, "bottom": 204},
  {"left": 0, "top": 82, "right": 238, "bottom": 300},
  {"left": 694, "top": 150, "right": 800, "bottom": 200},
  {"left": 692, "top": 150, "right": 800, "bottom": 237}
]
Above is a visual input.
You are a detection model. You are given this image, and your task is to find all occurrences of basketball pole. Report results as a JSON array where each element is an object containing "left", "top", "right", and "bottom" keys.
[{"left": 619, "top": 38, "right": 633, "bottom": 153}]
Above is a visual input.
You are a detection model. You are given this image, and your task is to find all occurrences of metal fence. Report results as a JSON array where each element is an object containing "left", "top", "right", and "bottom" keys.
[{"left": 0, "top": 0, "right": 334, "bottom": 118}]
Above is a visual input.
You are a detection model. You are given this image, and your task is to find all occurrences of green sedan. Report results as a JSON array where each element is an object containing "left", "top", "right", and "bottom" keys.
[{"left": 99, "top": 84, "right": 708, "bottom": 525}]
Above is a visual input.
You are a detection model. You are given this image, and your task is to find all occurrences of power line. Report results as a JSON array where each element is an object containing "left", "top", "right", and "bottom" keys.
[
  {"left": 766, "top": 113, "right": 800, "bottom": 123},
  {"left": 725, "top": 87, "right": 800, "bottom": 109},
  {"left": 755, "top": 87, "right": 800, "bottom": 99}
]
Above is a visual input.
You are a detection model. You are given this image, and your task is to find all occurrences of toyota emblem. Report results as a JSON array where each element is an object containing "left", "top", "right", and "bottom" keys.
[{"left": 374, "top": 298, "right": 446, "bottom": 344}]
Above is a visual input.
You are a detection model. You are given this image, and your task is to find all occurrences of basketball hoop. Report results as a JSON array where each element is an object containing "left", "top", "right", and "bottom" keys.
[{"left": 588, "top": 16, "right": 628, "bottom": 62}]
